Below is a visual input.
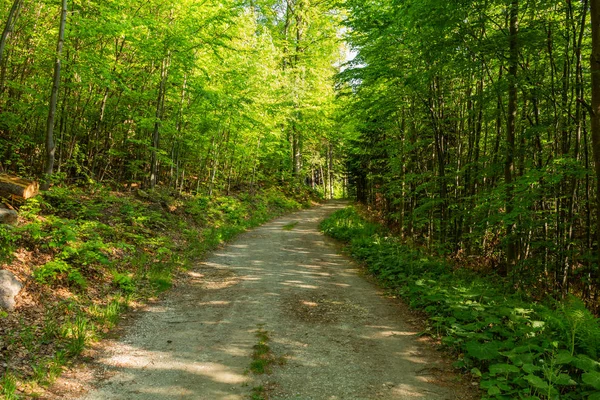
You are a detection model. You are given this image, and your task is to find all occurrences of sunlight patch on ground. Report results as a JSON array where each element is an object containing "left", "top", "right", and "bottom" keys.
[
  {"left": 197, "top": 301, "right": 231, "bottom": 306},
  {"left": 282, "top": 281, "right": 319, "bottom": 289},
  {"left": 368, "top": 330, "right": 417, "bottom": 338},
  {"left": 395, "top": 351, "right": 430, "bottom": 365},
  {"left": 390, "top": 383, "right": 429, "bottom": 397},
  {"left": 332, "top": 283, "right": 351, "bottom": 287}
]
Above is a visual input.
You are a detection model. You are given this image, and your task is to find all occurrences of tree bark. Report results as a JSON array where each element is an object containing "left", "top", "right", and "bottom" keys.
[
  {"left": 504, "top": 0, "right": 519, "bottom": 275},
  {"left": 0, "top": 0, "right": 22, "bottom": 85},
  {"left": 590, "top": 0, "right": 600, "bottom": 276},
  {"left": 42, "top": 0, "right": 67, "bottom": 191},
  {"left": 0, "top": 175, "right": 38, "bottom": 199},
  {"left": 150, "top": 53, "right": 170, "bottom": 189}
]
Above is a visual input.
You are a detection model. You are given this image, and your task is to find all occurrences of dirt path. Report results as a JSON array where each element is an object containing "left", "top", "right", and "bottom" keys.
[{"left": 48, "top": 202, "right": 475, "bottom": 400}]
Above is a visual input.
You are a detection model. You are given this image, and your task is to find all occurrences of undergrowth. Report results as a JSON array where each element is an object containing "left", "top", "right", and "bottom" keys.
[
  {"left": 0, "top": 184, "right": 315, "bottom": 398},
  {"left": 320, "top": 206, "right": 600, "bottom": 400}
]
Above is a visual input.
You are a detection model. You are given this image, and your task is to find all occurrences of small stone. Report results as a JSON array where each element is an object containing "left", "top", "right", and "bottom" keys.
[
  {"left": 0, "top": 270, "right": 22, "bottom": 311},
  {"left": 0, "top": 207, "right": 17, "bottom": 225}
]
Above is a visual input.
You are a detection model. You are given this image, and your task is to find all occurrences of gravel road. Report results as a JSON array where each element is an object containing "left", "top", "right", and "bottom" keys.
[{"left": 49, "top": 201, "right": 473, "bottom": 400}]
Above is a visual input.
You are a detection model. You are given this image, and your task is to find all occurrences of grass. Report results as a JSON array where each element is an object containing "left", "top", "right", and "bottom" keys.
[
  {"left": 249, "top": 329, "right": 274, "bottom": 375},
  {"left": 282, "top": 221, "right": 299, "bottom": 231},
  {"left": 0, "top": 371, "right": 18, "bottom": 400},
  {"left": 246, "top": 326, "right": 287, "bottom": 399},
  {"left": 0, "top": 184, "right": 317, "bottom": 397},
  {"left": 250, "top": 385, "right": 267, "bottom": 400}
]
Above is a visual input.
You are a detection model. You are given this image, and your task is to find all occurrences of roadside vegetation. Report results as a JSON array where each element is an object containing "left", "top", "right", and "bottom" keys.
[
  {"left": 321, "top": 206, "right": 600, "bottom": 400},
  {"left": 0, "top": 184, "right": 316, "bottom": 399}
]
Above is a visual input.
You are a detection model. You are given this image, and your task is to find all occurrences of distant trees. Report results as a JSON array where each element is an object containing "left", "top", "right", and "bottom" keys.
[
  {"left": 342, "top": 0, "right": 600, "bottom": 305},
  {"left": 0, "top": 0, "right": 345, "bottom": 197}
]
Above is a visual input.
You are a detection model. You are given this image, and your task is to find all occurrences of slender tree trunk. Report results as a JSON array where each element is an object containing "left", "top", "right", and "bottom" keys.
[
  {"left": 0, "top": 0, "right": 22, "bottom": 91},
  {"left": 42, "top": 0, "right": 67, "bottom": 190},
  {"left": 150, "top": 53, "right": 169, "bottom": 189},
  {"left": 590, "top": 0, "right": 600, "bottom": 278},
  {"left": 504, "top": 0, "right": 519, "bottom": 274},
  {"left": 328, "top": 143, "right": 334, "bottom": 199}
]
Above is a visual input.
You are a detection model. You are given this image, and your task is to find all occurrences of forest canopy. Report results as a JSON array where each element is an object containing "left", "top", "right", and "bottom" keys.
[{"left": 0, "top": 0, "right": 345, "bottom": 197}]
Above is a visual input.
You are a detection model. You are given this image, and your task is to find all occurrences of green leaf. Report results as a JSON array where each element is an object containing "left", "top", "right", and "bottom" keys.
[
  {"left": 553, "top": 350, "right": 574, "bottom": 365},
  {"left": 524, "top": 375, "right": 549, "bottom": 390},
  {"left": 583, "top": 371, "right": 600, "bottom": 390},
  {"left": 588, "top": 391, "right": 600, "bottom": 400},
  {"left": 489, "top": 363, "right": 520, "bottom": 375},
  {"left": 572, "top": 355, "right": 600, "bottom": 372},
  {"left": 471, "top": 367, "right": 482, "bottom": 377},
  {"left": 553, "top": 373, "right": 576, "bottom": 386},
  {"left": 487, "top": 385, "right": 501, "bottom": 395},
  {"left": 522, "top": 364, "right": 542, "bottom": 374},
  {"left": 465, "top": 341, "right": 501, "bottom": 361},
  {"left": 530, "top": 320, "right": 545, "bottom": 329}
]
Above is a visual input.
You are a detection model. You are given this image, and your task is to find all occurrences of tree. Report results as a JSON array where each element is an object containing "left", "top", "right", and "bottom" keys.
[
  {"left": 341, "top": 0, "right": 599, "bottom": 302},
  {"left": 0, "top": 0, "right": 22, "bottom": 84},
  {"left": 591, "top": 0, "right": 600, "bottom": 275},
  {"left": 504, "top": 0, "right": 518, "bottom": 275},
  {"left": 43, "top": 0, "right": 68, "bottom": 190}
]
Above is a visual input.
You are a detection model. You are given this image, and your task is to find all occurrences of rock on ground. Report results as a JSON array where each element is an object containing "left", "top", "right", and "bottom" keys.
[
  {"left": 0, "top": 207, "right": 17, "bottom": 225},
  {"left": 0, "top": 269, "right": 22, "bottom": 311}
]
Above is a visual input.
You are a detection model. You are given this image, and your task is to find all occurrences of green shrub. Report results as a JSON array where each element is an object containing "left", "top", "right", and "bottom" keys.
[
  {"left": 33, "top": 260, "right": 86, "bottom": 289},
  {"left": 110, "top": 270, "right": 135, "bottom": 294},
  {"left": 0, "top": 225, "right": 18, "bottom": 262}
]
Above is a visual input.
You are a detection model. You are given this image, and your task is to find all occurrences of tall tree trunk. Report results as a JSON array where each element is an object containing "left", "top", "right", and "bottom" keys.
[
  {"left": 504, "top": 0, "right": 519, "bottom": 274},
  {"left": 590, "top": 0, "right": 600, "bottom": 278},
  {"left": 0, "top": 0, "right": 22, "bottom": 91},
  {"left": 328, "top": 142, "right": 334, "bottom": 199},
  {"left": 150, "top": 53, "right": 169, "bottom": 189},
  {"left": 42, "top": 0, "right": 67, "bottom": 190}
]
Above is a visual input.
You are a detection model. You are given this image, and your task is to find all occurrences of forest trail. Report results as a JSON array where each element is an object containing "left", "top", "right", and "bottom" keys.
[{"left": 48, "top": 202, "right": 469, "bottom": 400}]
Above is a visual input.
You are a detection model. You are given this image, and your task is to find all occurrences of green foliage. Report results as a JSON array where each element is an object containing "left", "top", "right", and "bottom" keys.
[
  {"left": 341, "top": 0, "right": 598, "bottom": 305},
  {"left": 250, "top": 385, "right": 267, "bottom": 400},
  {"left": 248, "top": 328, "right": 279, "bottom": 376},
  {"left": 0, "top": 371, "right": 18, "bottom": 400},
  {"left": 282, "top": 221, "right": 299, "bottom": 230},
  {"left": 90, "top": 298, "right": 126, "bottom": 329},
  {"left": 319, "top": 207, "right": 382, "bottom": 242},
  {"left": 112, "top": 272, "right": 135, "bottom": 294},
  {"left": 322, "top": 206, "right": 600, "bottom": 399},
  {"left": 0, "top": 0, "right": 345, "bottom": 196},
  {"left": 60, "top": 314, "right": 89, "bottom": 357},
  {"left": 33, "top": 260, "right": 87, "bottom": 289},
  {"left": 0, "top": 225, "right": 18, "bottom": 262}
]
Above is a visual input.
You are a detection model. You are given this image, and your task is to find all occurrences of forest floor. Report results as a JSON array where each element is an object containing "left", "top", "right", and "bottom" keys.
[{"left": 41, "top": 201, "right": 479, "bottom": 400}]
